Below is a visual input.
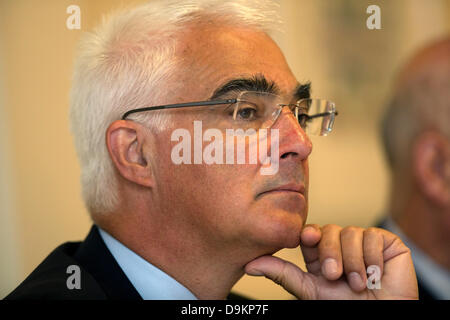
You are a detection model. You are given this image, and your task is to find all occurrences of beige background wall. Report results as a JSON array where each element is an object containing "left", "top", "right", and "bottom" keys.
[{"left": 1, "top": 0, "right": 449, "bottom": 299}]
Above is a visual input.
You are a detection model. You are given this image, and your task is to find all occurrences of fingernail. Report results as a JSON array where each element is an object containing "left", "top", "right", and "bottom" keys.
[
  {"left": 246, "top": 269, "right": 264, "bottom": 276},
  {"left": 322, "top": 258, "right": 338, "bottom": 276},
  {"left": 348, "top": 272, "right": 364, "bottom": 291}
]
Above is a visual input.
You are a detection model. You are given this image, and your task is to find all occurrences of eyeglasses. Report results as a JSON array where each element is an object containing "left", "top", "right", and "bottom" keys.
[{"left": 122, "top": 91, "right": 338, "bottom": 136}]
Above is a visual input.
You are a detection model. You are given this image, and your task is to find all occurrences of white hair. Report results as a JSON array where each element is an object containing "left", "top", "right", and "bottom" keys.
[{"left": 69, "top": 0, "right": 282, "bottom": 215}]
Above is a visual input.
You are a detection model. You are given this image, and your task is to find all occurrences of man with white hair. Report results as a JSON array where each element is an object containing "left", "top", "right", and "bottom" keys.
[
  {"left": 6, "top": 0, "right": 418, "bottom": 300},
  {"left": 378, "top": 37, "right": 450, "bottom": 300}
]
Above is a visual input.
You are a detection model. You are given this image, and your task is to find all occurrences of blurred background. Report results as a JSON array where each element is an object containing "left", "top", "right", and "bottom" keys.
[{"left": 0, "top": 0, "right": 449, "bottom": 299}]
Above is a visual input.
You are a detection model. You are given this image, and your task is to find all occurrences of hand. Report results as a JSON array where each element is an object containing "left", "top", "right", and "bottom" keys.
[{"left": 244, "top": 224, "right": 418, "bottom": 299}]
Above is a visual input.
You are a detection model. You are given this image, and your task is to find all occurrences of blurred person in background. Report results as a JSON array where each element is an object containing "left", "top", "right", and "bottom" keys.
[{"left": 379, "top": 36, "right": 450, "bottom": 300}]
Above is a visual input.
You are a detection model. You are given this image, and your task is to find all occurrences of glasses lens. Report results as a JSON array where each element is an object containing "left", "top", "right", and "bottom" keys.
[
  {"left": 297, "top": 99, "right": 336, "bottom": 136},
  {"left": 233, "top": 92, "right": 337, "bottom": 136},
  {"left": 233, "top": 92, "right": 281, "bottom": 130}
]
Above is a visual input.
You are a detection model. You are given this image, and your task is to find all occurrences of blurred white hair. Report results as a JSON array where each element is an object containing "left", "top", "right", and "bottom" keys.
[
  {"left": 69, "top": 0, "right": 282, "bottom": 215},
  {"left": 381, "top": 37, "right": 450, "bottom": 170}
]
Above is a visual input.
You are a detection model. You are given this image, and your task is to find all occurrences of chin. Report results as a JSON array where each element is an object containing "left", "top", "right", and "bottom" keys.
[{"left": 250, "top": 208, "right": 305, "bottom": 250}]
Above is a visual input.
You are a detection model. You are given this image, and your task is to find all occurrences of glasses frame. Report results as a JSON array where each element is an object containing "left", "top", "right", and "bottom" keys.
[
  {"left": 122, "top": 98, "right": 237, "bottom": 120},
  {"left": 121, "top": 92, "right": 338, "bottom": 133}
]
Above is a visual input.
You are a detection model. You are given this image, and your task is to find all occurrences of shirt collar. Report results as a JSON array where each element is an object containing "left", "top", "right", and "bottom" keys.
[{"left": 98, "top": 227, "right": 198, "bottom": 300}]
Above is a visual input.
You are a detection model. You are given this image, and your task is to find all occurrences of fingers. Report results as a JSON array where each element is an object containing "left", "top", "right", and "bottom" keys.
[
  {"left": 363, "top": 227, "right": 384, "bottom": 276},
  {"left": 373, "top": 228, "right": 418, "bottom": 299},
  {"left": 300, "top": 224, "right": 345, "bottom": 279},
  {"left": 340, "top": 226, "right": 367, "bottom": 292},
  {"left": 300, "top": 224, "right": 321, "bottom": 247},
  {"left": 245, "top": 255, "right": 317, "bottom": 300},
  {"left": 317, "top": 224, "right": 343, "bottom": 280},
  {"left": 300, "top": 224, "right": 390, "bottom": 293},
  {"left": 247, "top": 225, "right": 417, "bottom": 299},
  {"left": 300, "top": 224, "right": 322, "bottom": 275}
]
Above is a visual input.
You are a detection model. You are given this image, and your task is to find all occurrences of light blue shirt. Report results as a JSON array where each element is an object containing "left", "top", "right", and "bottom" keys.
[{"left": 98, "top": 227, "right": 198, "bottom": 300}]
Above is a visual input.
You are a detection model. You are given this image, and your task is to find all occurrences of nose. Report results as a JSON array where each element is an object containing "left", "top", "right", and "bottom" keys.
[{"left": 271, "top": 107, "right": 312, "bottom": 162}]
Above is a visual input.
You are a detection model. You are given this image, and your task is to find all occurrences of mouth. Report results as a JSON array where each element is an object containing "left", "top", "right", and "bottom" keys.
[{"left": 257, "top": 183, "right": 305, "bottom": 198}]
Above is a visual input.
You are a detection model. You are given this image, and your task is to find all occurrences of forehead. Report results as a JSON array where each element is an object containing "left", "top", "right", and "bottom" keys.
[{"left": 174, "top": 24, "right": 298, "bottom": 97}]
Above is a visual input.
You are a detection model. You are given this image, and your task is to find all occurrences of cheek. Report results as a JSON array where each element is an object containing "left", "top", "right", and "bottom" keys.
[
  {"left": 158, "top": 159, "right": 258, "bottom": 225},
  {"left": 187, "top": 164, "right": 257, "bottom": 212},
  {"left": 154, "top": 126, "right": 258, "bottom": 211}
]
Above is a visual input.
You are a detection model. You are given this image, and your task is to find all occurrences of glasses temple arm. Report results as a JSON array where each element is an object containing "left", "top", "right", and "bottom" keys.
[
  {"left": 122, "top": 99, "right": 237, "bottom": 120},
  {"left": 300, "top": 110, "right": 339, "bottom": 120}
]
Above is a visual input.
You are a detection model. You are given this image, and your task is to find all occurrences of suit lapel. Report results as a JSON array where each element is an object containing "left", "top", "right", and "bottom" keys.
[{"left": 74, "top": 225, "right": 142, "bottom": 300}]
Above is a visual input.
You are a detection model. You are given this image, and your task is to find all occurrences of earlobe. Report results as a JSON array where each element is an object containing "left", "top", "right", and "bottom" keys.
[
  {"left": 106, "top": 120, "right": 153, "bottom": 188},
  {"left": 413, "top": 131, "right": 450, "bottom": 208}
]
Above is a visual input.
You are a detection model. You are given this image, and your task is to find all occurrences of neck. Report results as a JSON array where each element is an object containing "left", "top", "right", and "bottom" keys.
[
  {"left": 97, "top": 208, "right": 261, "bottom": 299},
  {"left": 392, "top": 193, "right": 450, "bottom": 270}
]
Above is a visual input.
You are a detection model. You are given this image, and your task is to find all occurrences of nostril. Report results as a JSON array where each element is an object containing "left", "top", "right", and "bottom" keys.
[{"left": 280, "top": 152, "right": 297, "bottom": 159}]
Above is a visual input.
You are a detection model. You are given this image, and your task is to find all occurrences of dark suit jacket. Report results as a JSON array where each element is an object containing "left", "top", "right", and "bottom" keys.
[
  {"left": 376, "top": 218, "right": 437, "bottom": 300},
  {"left": 5, "top": 225, "right": 246, "bottom": 300}
]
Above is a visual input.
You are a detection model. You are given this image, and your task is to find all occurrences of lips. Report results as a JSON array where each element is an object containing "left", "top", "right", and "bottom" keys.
[{"left": 258, "top": 183, "right": 305, "bottom": 197}]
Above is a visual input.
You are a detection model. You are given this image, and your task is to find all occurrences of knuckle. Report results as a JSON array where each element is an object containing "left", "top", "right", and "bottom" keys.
[
  {"left": 365, "top": 227, "right": 380, "bottom": 235},
  {"left": 272, "top": 263, "right": 288, "bottom": 287},
  {"left": 342, "top": 226, "right": 360, "bottom": 234},
  {"left": 271, "top": 274, "right": 283, "bottom": 286},
  {"left": 403, "top": 245, "right": 412, "bottom": 255},
  {"left": 322, "top": 224, "right": 340, "bottom": 232},
  {"left": 392, "top": 236, "right": 410, "bottom": 252},
  {"left": 341, "top": 226, "right": 363, "bottom": 239}
]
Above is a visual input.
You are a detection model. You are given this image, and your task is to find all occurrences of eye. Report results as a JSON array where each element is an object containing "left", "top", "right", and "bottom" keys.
[
  {"left": 233, "top": 100, "right": 262, "bottom": 121},
  {"left": 298, "top": 114, "right": 309, "bottom": 129},
  {"left": 236, "top": 107, "right": 257, "bottom": 120}
]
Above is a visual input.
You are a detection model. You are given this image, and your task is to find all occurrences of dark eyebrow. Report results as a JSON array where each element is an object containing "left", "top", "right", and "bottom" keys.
[
  {"left": 210, "top": 74, "right": 311, "bottom": 101},
  {"left": 292, "top": 82, "right": 311, "bottom": 101},
  {"left": 210, "top": 74, "right": 280, "bottom": 100}
]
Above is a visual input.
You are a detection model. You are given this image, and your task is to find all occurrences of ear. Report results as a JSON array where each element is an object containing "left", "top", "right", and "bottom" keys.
[
  {"left": 412, "top": 130, "right": 450, "bottom": 208},
  {"left": 106, "top": 120, "right": 154, "bottom": 188}
]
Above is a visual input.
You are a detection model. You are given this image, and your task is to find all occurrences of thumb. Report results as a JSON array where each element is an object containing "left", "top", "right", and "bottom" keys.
[{"left": 244, "top": 255, "right": 317, "bottom": 300}]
